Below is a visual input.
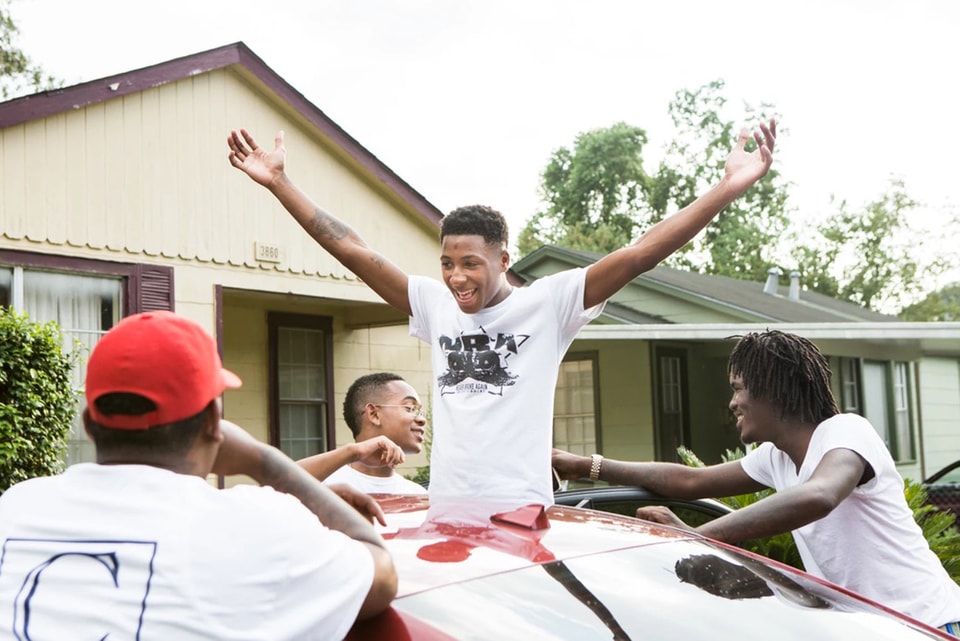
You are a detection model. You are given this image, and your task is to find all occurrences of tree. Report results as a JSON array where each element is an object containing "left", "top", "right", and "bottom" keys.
[
  {"left": 518, "top": 122, "right": 651, "bottom": 256},
  {"left": 518, "top": 80, "right": 789, "bottom": 283},
  {"left": 0, "top": 309, "right": 80, "bottom": 492},
  {"left": 656, "top": 81, "right": 788, "bottom": 282},
  {"left": 899, "top": 283, "right": 960, "bottom": 321},
  {"left": 789, "top": 179, "right": 938, "bottom": 313},
  {"left": 0, "top": 0, "right": 59, "bottom": 99}
]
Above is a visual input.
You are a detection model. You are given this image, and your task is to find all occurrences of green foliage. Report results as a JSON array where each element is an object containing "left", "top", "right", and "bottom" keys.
[
  {"left": 0, "top": 0, "right": 60, "bottom": 99},
  {"left": 407, "top": 420, "right": 432, "bottom": 488},
  {"left": 0, "top": 308, "right": 81, "bottom": 492},
  {"left": 678, "top": 445, "right": 960, "bottom": 584},
  {"left": 677, "top": 445, "right": 803, "bottom": 569},
  {"left": 656, "top": 81, "right": 788, "bottom": 282},
  {"left": 789, "top": 179, "right": 934, "bottom": 312},
  {"left": 903, "top": 478, "right": 960, "bottom": 584},
  {"left": 518, "top": 122, "right": 650, "bottom": 256},
  {"left": 899, "top": 282, "right": 960, "bottom": 321},
  {"left": 517, "top": 80, "right": 789, "bottom": 284}
]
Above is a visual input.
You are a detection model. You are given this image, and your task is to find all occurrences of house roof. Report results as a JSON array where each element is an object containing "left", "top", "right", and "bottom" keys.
[
  {"left": 0, "top": 41, "right": 444, "bottom": 229},
  {"left": 510, "top": 245, "right": 899, "bottom": 324}
]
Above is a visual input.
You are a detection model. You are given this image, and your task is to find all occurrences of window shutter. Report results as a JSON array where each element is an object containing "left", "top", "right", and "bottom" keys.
[{"left": 133, "top": 264, "right": 175, "bottom": 313}]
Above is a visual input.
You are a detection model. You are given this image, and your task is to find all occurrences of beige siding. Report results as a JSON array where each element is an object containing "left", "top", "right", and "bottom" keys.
[
  {"left": 2, "top": 61, "right": 444, "bottom": 484},
  {"left": 1, "top": 68, "right": 440, "bottom": 282},
  {"left": 918, "top": 358, "right": 960, "bottom": 476},
  {"left": 573, "top": 339, "right": 656, "bottom": 461}
]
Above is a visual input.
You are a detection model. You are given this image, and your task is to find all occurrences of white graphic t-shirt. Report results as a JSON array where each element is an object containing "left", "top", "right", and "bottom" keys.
[{"left": 409, "top": 268, "right": 603, "bottom": 509}]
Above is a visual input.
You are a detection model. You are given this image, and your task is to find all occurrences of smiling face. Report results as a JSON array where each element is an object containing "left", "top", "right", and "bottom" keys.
[
  {"left": 728, "top": 375, "right": 782, "bottom": 445},
  {"left": 440, "top": 234, "right": 512, "bottom": 314},
  {"left": 372, "top": 379, "right": 427, "bottom": 454}
]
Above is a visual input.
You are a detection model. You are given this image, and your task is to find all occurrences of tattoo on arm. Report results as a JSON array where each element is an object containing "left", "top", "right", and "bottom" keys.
[
  {"left": 309, "top": 207, "right": 350, "bottom": 241},
  {"left": 257, "top": 446, "right": 379, "bottom": 542}
]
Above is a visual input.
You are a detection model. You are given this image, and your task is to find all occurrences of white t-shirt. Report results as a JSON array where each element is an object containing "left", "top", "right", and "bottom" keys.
[
  {"left": 740, "top": 413, "right": 960, "bottom": 627},
  {"left": 409, "top": 268, "right": 603, "bottom": 509},
  {"left": 324, "top": 464, "right": 427, "bottom": 495},
  {"left": 0, "top": 464, "right": 374, "bottom": 641}
]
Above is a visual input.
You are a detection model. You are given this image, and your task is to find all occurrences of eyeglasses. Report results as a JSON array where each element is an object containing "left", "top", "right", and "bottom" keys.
[{"left": 375, "top": 404, "right": 426, "bottom": 418}]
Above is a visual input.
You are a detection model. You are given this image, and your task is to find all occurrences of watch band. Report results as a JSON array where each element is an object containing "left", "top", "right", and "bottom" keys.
[{"left": 589, "top": 453, "right": 603, "bottom": 481}]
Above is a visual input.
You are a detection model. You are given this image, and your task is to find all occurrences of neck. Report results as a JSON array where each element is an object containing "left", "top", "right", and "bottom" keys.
[
  {"left": 96, "top": 452, "right": 209, "bottom": 477},
  {"left": 350, "top": 460, "right": 394, "bottom": 479},
  {"left": 771, "top": 419, "right": 819, "bottom": 471}
]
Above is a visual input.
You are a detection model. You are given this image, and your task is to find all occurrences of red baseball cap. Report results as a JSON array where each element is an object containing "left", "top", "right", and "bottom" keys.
[{"left": 85, "top": 311, "right": 242, "bottom": 430}]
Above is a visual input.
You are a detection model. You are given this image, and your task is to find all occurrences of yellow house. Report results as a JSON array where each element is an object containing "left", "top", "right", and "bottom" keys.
[{"left": 0, "top": 42, "right": 439, "bottom": 478}]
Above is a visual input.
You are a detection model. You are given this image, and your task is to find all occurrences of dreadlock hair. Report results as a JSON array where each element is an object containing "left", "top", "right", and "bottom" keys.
[
  {"left": 727, "top": 330, "right": 840, "bottom": 424},
  {"left": 342, "top": 372, "right": 405, "bottom": 438},
  {"left": 440, "top": 205, "right": 509, "bottom": 249}
]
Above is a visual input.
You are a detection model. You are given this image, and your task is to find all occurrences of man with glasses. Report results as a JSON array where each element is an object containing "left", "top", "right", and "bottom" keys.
[{"left": 299, "top": 373, "right": 428, "bottom": 495}]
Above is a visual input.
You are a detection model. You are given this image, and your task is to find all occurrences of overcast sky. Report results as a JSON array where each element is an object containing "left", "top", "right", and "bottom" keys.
[{"left": 9, "top": 0, "right": 960, "bottom": 284}]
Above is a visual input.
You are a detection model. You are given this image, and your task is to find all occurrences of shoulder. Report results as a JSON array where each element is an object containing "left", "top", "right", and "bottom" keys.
[{"left": 527, "top": 267, "right": 586, "bottom": 290}]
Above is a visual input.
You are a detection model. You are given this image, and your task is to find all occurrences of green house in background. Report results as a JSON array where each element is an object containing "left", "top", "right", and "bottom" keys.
[{"left": 513, "top": 245, "right": 960, "bottom": 484}]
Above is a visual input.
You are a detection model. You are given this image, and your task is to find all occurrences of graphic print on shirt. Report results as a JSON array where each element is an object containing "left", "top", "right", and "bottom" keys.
[
  {"left": 437, "top": 327, "right": 530, "bottom": 395},
  {"left": 0, "top": 538, "right": 156, "bottom": 640}
]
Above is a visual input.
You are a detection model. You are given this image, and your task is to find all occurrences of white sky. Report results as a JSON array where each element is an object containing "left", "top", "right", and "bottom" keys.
[{"left": 8, "top": 0, "right": 960, "bottom": 286}]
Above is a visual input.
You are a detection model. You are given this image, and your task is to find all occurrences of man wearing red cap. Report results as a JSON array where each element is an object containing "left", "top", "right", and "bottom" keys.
[{"left": 0, "top": 311, "right": 397, "bottom": 640}]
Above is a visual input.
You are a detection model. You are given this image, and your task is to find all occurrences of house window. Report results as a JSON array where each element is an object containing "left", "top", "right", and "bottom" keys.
[
  {"left": 892, "top": 362, "right": 914, "bottom": 462},
  {"left": 552, "top": 353, "right": 599, "bottom": 457},
  {"left": 861, "top": 359, "right": 915, "bottom": 463},
  {"left": 3, "top": 265, "right": 122, "bottom": 465},
  {"left": 267, "top": 313, "right": 334, "bottom": 460},
  {"left": 1, "top": 250, "right": 174, "bottom": 467},
  {"left": 839, "top": 357, "right": 861, "bottom": 413}
]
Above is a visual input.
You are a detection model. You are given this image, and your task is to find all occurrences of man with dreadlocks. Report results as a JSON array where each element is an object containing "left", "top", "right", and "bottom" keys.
[{"left": 553, "top": 330, "right": 960, "bottom": 633}]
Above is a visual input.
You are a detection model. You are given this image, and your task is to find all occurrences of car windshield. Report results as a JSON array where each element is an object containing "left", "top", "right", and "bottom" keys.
[{"left": 393, "top": 538, "right": 936, "bottom": 640}]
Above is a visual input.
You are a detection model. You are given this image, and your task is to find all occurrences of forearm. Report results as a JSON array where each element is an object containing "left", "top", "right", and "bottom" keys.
[
  {"left": 695, "top": 486, "right": 834, "bottom": 543},
  {"left": 297, "top": 443, "right": 359, "bottom": 481},
  {"left": 256, "top": 445, "right": 388, "bottom": 549},
  {"left": 268, "top": 174, "right": 373, "bottom": 266},
  {"left": 599, "top": 458, "right": 704, "bottom": 498},
  {"left": 267, "top": 174, "right": 411, "bottom": 313},
  {"left": 629, "top": 177, "right": 741, "bottom": 271},
  {"left": 561, "top": 454, "right": 702, "bottom": 498}
]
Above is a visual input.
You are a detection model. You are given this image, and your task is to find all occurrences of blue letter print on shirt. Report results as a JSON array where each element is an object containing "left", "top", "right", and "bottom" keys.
[
  {"left": 1, "top": 538, "right": 156, "bottom": 640},
  {"left": 437, "top": 327, "right": 529, "bottom": 395}
]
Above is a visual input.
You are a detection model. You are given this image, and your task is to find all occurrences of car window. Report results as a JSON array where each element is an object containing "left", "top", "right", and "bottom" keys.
[
  {"left": 582, "top": 499, "right": 720, "bottom": 528},
  {"left": 393, "top": 540, "right": 935, "bottom": 640}
]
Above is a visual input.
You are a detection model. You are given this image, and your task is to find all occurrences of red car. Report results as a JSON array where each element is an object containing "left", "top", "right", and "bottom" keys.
[{"left": 347, "top": 495, "right": 951, "bottom": 640}]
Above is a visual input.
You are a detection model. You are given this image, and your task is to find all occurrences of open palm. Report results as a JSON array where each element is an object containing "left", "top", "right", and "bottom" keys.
[
  {"left": 227, "top": 129, "right": 286, "bottom": 187},
  {"left": 723, "top": 119, "right": 776, "bottom": 195}
]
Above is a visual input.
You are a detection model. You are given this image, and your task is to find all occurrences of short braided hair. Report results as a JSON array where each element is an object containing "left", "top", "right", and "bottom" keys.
[{"left": 727, "top": 330, "right": 839, "bottom": 424}]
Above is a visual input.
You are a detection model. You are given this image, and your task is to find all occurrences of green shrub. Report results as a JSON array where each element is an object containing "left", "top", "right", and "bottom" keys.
[
  {"left": 904, "top": 478, "right": 960, "bottom": 584},
  {"left": 0, "top": 308, "right": 81, "bottom": 492},
  {"left": 407, "top": 424, "right": 432, "bottom": 488}
]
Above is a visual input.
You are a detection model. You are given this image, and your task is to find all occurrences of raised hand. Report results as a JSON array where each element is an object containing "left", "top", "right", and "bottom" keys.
[
  {"left": 227, "top": 129, "right": 286, "bottom": 188},
  {"left": 355, "top": 436, "right": 406, "bottom": 469},
  {"left": 723, "top": 118, "right": 777, "bottom": 195}
]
